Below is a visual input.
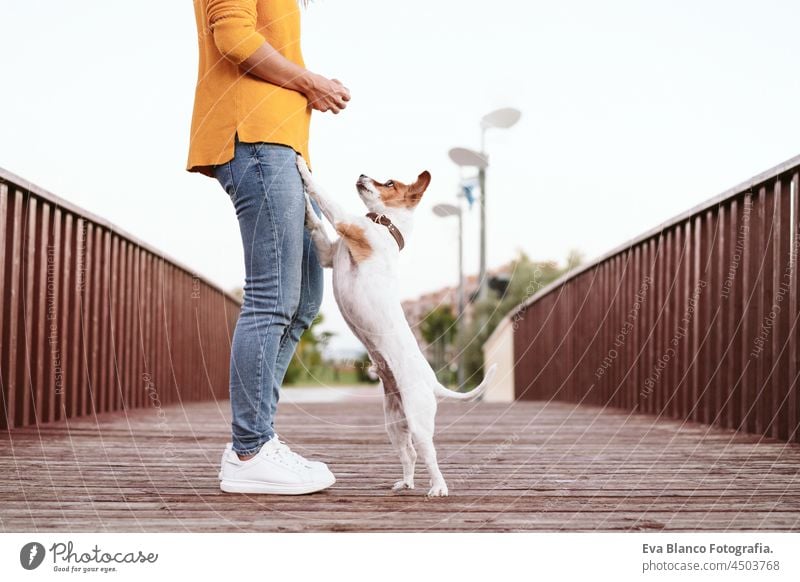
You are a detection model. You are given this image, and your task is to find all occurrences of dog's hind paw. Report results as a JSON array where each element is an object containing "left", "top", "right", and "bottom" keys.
[
  {"left": 426, "top": 483, "right": 449, "bottom": 497},
  {"left": 392, "top": 480, "right": 414, "bottom": 492}
]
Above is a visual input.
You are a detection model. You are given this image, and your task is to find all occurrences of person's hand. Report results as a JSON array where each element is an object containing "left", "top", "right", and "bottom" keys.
[{"left": 303, "top": 74, "right": 350, "bottom": 114}]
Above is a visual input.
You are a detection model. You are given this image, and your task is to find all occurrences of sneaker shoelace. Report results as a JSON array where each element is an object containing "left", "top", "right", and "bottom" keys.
[{"left": 271, "top": 437, "right": 313, "bottom": 469}]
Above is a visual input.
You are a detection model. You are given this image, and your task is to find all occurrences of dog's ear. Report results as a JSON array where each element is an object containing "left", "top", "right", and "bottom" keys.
[{"left": 406, "top": 171, "right": 431, "bottom": 205}]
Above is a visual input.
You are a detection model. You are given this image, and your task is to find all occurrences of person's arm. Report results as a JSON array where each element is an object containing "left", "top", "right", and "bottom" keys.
[
  {"left": 241, "top": 43, "right": 350, "bottom": 114},
  {"left": 207, "top": 0, "right": 350, "bottom": 113}
]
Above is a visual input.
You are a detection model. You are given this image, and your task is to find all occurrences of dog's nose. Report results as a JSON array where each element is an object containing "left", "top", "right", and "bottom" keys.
[{"left": 359, "top": 174, "right": 366, "bottom": 179}]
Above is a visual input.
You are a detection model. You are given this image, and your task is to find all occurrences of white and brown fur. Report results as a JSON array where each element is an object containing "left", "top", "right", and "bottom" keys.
[{"left": 296, "top": 155, "right": 497, "bottom": 497}]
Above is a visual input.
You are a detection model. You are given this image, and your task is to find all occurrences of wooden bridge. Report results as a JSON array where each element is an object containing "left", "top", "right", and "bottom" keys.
[
  {"left": 1, "top": 155, "right": 799, "bottom": 532},
  {"left": 2, "top": 391, "right": 798, "bottom": 532}
]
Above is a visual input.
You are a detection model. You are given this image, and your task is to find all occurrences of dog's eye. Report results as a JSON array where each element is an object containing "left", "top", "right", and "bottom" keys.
[{"left": 385, "top": 180, "right": 394, "bottom": 187}]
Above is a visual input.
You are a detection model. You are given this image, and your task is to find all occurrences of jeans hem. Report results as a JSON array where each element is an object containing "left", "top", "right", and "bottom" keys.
[{"left": 232, "top": 433, "right": 274, "bottom": 457}]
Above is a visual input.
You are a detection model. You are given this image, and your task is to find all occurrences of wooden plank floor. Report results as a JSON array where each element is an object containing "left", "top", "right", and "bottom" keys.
[{"left": 1, "top": 393, "right": 799, "bottom": 532}]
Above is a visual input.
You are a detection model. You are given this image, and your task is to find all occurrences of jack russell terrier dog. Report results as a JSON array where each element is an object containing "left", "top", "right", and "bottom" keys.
[{"left": 296, "top": 155, "right": 497, "bottom": 497}]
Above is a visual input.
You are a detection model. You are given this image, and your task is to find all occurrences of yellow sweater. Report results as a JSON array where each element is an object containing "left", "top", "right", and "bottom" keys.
[{"left": 187, "top": 0, "right": 311, "bottom": 177}]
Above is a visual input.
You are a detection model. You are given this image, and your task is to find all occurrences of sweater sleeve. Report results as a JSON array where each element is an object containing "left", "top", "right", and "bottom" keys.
[{"left": 206, "top": 0, "right": 266, "bottom": 65}]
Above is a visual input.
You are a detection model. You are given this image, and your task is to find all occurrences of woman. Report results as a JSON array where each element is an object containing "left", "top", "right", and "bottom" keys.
[{"left": 186, "top": 0, "right": 350, "bottom": 494}]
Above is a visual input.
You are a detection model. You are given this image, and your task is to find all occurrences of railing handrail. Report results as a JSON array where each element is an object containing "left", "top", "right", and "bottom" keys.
[
  {"left": 511, "top": 152, "right": 800, "bottom": 319},
  {"left": 0, "top": 165, "right": 242, "bottom": 305}
]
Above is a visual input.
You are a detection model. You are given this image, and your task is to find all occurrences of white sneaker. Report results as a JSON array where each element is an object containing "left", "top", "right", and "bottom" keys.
[
  {"left": 219, "top": 436, "right": 335, "bottom": 495},
  {"left": 218, "top": 434, "right": 328, "bottom": 478},
  {"left": 272, "top": 433, "right": 330, "bottom": 471}
]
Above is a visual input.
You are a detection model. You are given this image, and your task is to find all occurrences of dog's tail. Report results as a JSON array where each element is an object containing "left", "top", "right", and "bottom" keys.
[{"left": 432, "top": 363, "right": 498, "bottom": 401}]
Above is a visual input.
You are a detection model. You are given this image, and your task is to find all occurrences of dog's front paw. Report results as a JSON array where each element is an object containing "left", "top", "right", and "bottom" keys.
[
  {"left": 392, "top": 479, "right": 415, "bottom": 492},
  {"left": 427, "top": 482, "right": 449, "bottom": 497},
  {"left": 296, "top": 154, "right": 313, "bottom": 187}
]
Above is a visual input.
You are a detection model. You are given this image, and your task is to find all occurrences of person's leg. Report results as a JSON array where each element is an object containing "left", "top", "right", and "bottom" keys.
[
  {"left": 270, "top": 196, "right": 324, "bottom": 427},
  {"left": 214, "top": 138, "right": 306, "bottom": 457}
]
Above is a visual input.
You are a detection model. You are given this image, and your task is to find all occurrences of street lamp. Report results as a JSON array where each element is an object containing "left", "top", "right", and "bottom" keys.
[
  {"left": 447, "top": 148, "right": 486, "bottom": 303},
  {"left": 432, "top": 202, "right": 464, "bottom": 387},
  {"left": 480, "top": 107, "right": 522, "bottom": 148},
  {"left": 449, "top": 107, "right": 521, "bottom": 300},
  {"left": 448, "top": 147, "right": 488, "bottom": 169}
]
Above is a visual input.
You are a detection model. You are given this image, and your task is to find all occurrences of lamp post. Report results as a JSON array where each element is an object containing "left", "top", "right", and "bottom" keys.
[
  {"left": 432, "top": 202, "right": 464, "bottom": 387},
  {"left": 448, "top": 147, "right": 487, "bottom": 302},
  {"left": 449, "top": 107, "right": 521, "bottom": 300}
]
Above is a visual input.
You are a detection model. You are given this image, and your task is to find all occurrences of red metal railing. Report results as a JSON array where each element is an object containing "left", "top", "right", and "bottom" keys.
[
  {"left": 513, "top": 156, "right": 799, "bottom": 443},
  {"left": 0, "top": 167, "right": 241, "bottom": 429}
]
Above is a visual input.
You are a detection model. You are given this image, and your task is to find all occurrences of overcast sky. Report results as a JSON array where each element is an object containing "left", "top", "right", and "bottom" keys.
[{"left": 1, "top": 1, "right": 799, "bottom": 353}]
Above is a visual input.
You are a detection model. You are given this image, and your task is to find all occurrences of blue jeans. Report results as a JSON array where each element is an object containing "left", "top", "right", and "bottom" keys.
[{"left": 213, "top": 136, "right": 323, "bottom": 456}]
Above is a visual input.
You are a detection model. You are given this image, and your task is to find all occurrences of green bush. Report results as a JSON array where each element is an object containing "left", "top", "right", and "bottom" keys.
[{"left": 455, "top": 250, "right": 581, "bottom": 387}]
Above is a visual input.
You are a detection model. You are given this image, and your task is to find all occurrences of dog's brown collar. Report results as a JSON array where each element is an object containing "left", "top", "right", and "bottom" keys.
[{"left": 365, "top": 212, "right": 405, "bottom": 251}]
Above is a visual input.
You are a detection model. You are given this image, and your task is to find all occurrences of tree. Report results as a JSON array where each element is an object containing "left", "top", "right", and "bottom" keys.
[
  {"left": 455, "top": 251, "right": 579, "bottom": 387},
  {"left": 284, "top": 313, "right": 333, "bottom": 384},
  {"left": 419, "top": 305, "right": 457, "bottom": 383}
]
